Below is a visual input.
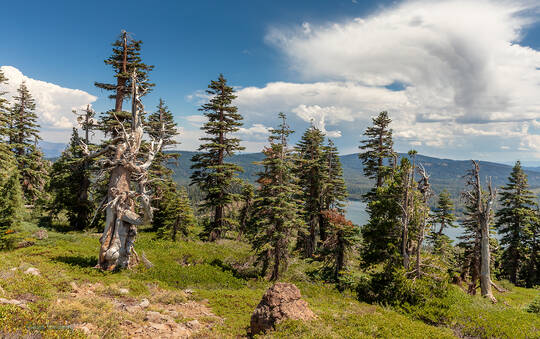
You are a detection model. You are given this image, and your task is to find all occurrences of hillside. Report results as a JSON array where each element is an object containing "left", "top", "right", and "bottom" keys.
[
  {"left": 171, "top": 151, "right": 540, "bottom": 201},
  {"left": 1, "top": 221, "right": 538, "bottom": 338}
]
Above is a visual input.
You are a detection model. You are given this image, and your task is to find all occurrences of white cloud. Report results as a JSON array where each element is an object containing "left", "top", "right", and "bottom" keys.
[
  {"left": 241, "top": 0, "right": 540, "bottom": 160},
  {"left": 0, "top": 66, "right": 97, "bottom": 142}
]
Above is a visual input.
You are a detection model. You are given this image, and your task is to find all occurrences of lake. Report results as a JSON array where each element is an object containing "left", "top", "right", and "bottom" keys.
[{"left": 345, "top": 200, "right": 464, "bottom": 242}]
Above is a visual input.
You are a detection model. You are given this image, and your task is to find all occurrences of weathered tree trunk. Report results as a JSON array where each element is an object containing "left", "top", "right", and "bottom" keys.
[
  {"left": 84, "top": 71, "right": 162, "bottom": 271},
  {"left": 480, "top": 221, "right": 495, "bottom": 301}
]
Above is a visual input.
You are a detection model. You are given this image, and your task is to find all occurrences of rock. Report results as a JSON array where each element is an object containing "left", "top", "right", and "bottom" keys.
[
  {"left": 70, "top": 281, "right": 78, "bottom": 292},
  {"left": 0, "top": 298, "right": 29, "bottom": 309},
  {"left": 184, "top": 289, "right": 193, "bottom": 295},
  {"left": 34, "top": 229, "right": 48, "bottom": 240},
  {"left": 118, "top": 288, "right": 129, "bottom": 295},
  {"left": 144, "top": 311, "right": 173, "bottom": 323},
  {"left": 250, "top": 283, "right": 316, "bottom": 335},
  {"left": 24, "top": 267, "right": 40, "bottom": 276},
  {"left": 186, "top": 320, "right": 200, "bottom": 330},
  {"left": 139, "top": 298, "right": 150, "bottom": 308}
]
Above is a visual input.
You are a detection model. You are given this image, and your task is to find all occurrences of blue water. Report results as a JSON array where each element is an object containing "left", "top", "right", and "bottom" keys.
[{"left": 344, "top": 200, "right": 464, "bottom": 242}]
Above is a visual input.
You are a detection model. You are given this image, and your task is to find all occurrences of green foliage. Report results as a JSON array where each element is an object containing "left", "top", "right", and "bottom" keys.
[
  {"left": 154, "top": 183, "right": 197, "bottom": 241},
  {"left": 48, "top": 129, "right": 95, "bottom": 230},
  {"left": 0, "top": 163, "right": 24, "bottom": 249},
  {"left": 8, "top": 82, "right": 48, "bottom": 203},
  {"left": 495, "top": 161, "right": 539, "bottom": 287},
  {"left": 527, "top": 294, "right": 540, "bottom": 313},
  {"left": 318, "top": 210, "right": 360, "bottom": 283},
  {"left": 190, "top": 74, "right": 245, "bottom": 241},
  {"left": 251, "top": 113, "right": 304, "bottom": 280},
  {"left": 95, "top": 30, "right": 155, "bottom": 135},
  {"left": 295, "top": 124, "right": 328, "bottom": 257},
  {"left": 358, "top": 111, "right": 395, "bottom": 193}
]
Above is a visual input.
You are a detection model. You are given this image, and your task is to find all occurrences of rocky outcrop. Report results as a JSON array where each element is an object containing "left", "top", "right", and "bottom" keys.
[{"left": 250, "top": 283, "right": 316, "bottom": 335}]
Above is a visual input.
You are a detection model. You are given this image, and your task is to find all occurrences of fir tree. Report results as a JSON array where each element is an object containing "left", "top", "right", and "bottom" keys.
[
  {"left": 359, "top": 111, "right": 395, "bottom": 198},
  {"left": 429, "top": 190, "right": 457, "bottom": 253},
  {"left": 0, "top": 69, "right": 10, "bottom": 139},
  {"left": 9, "top": 82, "right": 48, "bottom": 203},
  {"left": 495, "top": 161, "right": 538, "bottom": 286},
  {"left": 0, "top": 144, "right": 24, "bottom": 249},
  {"left": 146, "top": 98, "right": 180, "bottom": 197},
  {"left": 237, "top": 182, "right": 255, "bottom": 239},
  {"left": 251, "top": 113, "right": 304, "bottom": 280},
  {"left": 190, "top": 74, "right": 245, "bottom": 241},
  {"left": 295, "top": 124, "right": 327, "bottom": 257},
  {"left": 154, "top": 184, "right": 196, "bottom": 241},
  {"left": 320, "top": 139, "right": 348, "bottom": 241},
  {"left": 49, "top": 129, "right": 95, "bottom": 230},
  {"left": 95, "top": 30, "right": 154, "bottom": 135},
  {"left": 320, "top": 209, "right": 360, "bottom": 282}
]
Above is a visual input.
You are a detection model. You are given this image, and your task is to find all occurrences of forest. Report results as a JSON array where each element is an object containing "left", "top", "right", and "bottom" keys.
[{"left": 0, "top": 31, "right": 538, "bottom": 338}]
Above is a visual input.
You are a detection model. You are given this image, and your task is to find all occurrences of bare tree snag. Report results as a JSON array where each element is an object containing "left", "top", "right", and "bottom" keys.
[
  {"left": 82, "top": 71, "right": 163, "bottom": 271},
  {"left": 463, "top": 160, "right": 497, "bottom": 302},
  {"left": 416, "top": 164, "right": 431, "bottom": 279}
]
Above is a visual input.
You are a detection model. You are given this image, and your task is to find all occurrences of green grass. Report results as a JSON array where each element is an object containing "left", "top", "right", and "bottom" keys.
[{"left": 0, "top": 219, "right": 539, "bottom": 338}]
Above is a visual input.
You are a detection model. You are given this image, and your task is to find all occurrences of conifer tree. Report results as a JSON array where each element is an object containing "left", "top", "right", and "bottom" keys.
[
  {"left": 9, "top": 82, "right": 48, "bottom": 203},
  {"left": 0, "top": 144, "right": 23, "bottom": 249},
  {"left": 154, "top": 184, "right": 196, "bottom": 241},
  {"left": 429, "top": 190, "right": 457, "bottom": 253},
  {"left": 320, "top": 209, "right": 360, "bottom": 282},
  {"left": 359, "top": 111, "right": 395, "bottom": 195},
  {"left": 320, "top": 139, "right": 348, "bottom": 241},
  {"left": 251, "top": 113, "right": 304, "bottom": 280},
  {"left": 0, "top": 69, "right": 9, "bottom": 139},
  {"left": 49, "top": 129, "right": 94, "bottom": 230},
  {"left": 95, "top": 30, "right": 154, "bottom": 135},
  {"left": 495, "top": 161, "right": 538, "bottom": 286},
  {"left": 190, "top": 74, "right": 244, "bottom": 241},
  {"left": 146, "top": 99, "right": 180, "bottom": 195},
  {"left": 295, "top": 124, "right": 327, "bottom": 257},
  {"left": 237, "top": 182, "right": 255, "bottom": 239}
]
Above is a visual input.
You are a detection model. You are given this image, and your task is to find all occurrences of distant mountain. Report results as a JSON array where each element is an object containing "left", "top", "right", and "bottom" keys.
[
  {"left": 39, "top": 141, "right": 66, "bottom": 158},
  {"left": 170, "top": 151, "right": 540, "bottom": 203}
]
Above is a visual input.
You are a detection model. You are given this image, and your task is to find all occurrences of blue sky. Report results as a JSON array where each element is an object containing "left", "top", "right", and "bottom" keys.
[{"left": 2, "top": 0, "right": 540, "bottom": 163}]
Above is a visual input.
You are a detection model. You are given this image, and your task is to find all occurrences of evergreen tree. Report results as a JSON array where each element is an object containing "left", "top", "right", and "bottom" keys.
[
  {"left": 154, "top": 184, "right": 196, "bottom": 241},
  {"left": 320, "top": 139, "right": 348, "bottom": 242},
  {"left": 429, "top": 190, "right": 457, "bottom": 253},
  {"left": 295, "top": 124, "right": 327, "bottom": 257},
  {"left": 146, "top": 99, "right": 180, "bottom": 192},
  {"left": 190, "top": 74, "right": 244, "bottom": 241},
  {"left": 320, "top": 209, "right": 360, "bottom": 282},
  {"left": 9, "top": 82, "right": 48, "bottom": 203},
  {"left": 0, "top": 144, "right": 24, "bottom": 249},
  {"left": 49, "top": 129, "right": 95, "bottom": 230},
  {"left": 495, "top": 161, "right": 538, "bottom": 286},
  {"left": 0, "top": 69, "right": 10, "bottom": 139},
  {"left": 251, "top": 113, "right": 304, "bottom": 280},
  {"left": 237, "top": 182, "right": 255, "bottom": 239},
  {"left": 359, "top": 111, "right": 395, "bottom": 198},
  {"left": 95, "top": 30, "right": 154, "bottom": 135}
]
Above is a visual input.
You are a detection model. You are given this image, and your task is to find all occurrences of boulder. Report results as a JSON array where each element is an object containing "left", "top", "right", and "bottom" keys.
[
  {"left": 24, "top": 267, "right": 40, "bottom": 276},
  {"left": 250, "top": 283, "right": 316, "bottom": 335}
]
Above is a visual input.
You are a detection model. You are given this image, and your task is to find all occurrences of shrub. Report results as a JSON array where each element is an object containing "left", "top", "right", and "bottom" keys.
[{"left": 527, "top": 295, "right": 540, "bottom": 314}]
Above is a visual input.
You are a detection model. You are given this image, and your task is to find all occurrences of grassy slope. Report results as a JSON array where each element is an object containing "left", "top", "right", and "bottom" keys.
[{"left": 0, "top": 221, "right": 538, "bottom": 338}]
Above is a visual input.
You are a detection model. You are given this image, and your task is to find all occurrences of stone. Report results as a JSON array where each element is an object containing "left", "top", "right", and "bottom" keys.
[
  {"left": 70, "top": 281, "right": 78, "bottom": 291},
  {"left": 24, "top": 267, "right": 40, "bottom": 276},
  {"left": 118, "top": 288, "right": 129, "bottom": 295},
  {"left": 186, "top": 319, "right": 200, "bottom": 330},
  {"left": 34, "top": 229, "right": 48, "bottom": 240},
  {"left": 139, "top": 298, "right": 150, "bottom": 308},
  {"left": 250, "top": 283, "right": 316, "bottom": 335}
]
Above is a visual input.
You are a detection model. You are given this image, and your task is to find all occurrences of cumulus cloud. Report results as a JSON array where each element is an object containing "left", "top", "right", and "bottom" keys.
[
  {"left": 237, "top": 0, "right": 540, "bottom": 160},
  {"left": 0, "top": 65, "right": 97, "bottom": 142}
]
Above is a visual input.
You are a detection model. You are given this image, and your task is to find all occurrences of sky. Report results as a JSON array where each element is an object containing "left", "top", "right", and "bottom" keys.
[{"left": 1, "top": 0, "right": 540, "bottom": 163}]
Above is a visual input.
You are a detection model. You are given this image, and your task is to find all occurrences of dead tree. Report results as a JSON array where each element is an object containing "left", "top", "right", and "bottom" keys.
[
  {"left": 82, "top": 72, "right": 163, "bottom": 271},
  {"left": 462, "top": 160, "right": 497, "bottom": 302},
  {"left": 415, "top": 164, "right": 432, "bottom": 278}
]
